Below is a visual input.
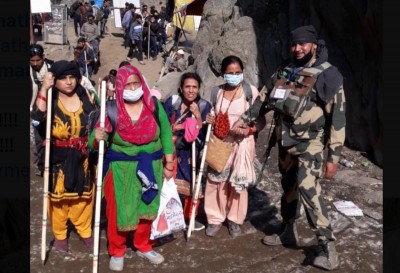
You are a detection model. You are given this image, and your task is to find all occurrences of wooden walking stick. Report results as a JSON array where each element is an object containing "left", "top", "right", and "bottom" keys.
[
  {"left": 92, "top": 81, "right": 107, "bottom": 273},
  {"left": 84, "top": 51, "right": 89, "bottom": 78},
  {"left": 97, "top": 78, "right": 102, "bottom": 98},
  {"left": 178, "top": 14, "right": 188, "bottom": 42},
  {"left": 41, "top": 87, "right": 53, "bottom": 264},
  {"left": 147, "top": 23, "right": 151, "bottom": 60},
  {"left": 175, "top": 7, "right": 188, "bottom": 43},
  {"left": 187, "top": 120, "right": 212, "bottom": 242}
]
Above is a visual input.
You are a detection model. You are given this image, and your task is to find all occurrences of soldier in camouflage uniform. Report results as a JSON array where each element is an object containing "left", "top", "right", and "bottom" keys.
[{"left": 233, "top": 25, "right": 345, "bottom": 271}]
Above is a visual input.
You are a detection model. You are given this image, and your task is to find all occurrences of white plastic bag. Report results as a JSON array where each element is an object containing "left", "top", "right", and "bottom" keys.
[{"left": 150, "top": 177, "right": 186, "bottom": 240}]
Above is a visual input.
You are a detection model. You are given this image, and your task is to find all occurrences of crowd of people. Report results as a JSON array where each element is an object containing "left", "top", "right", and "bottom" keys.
[
  {"left": 120, "top": 2, "right": 174, "bottom": 62},
  {"left": 67, "top": 1, "right": 188, "bottom": 78},
  {"left": 30, "top": 9, "right": 346, "bottom": 271}
]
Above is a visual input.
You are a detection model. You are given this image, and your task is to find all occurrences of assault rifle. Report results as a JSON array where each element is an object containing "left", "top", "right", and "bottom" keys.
[{"left": 255, "top": 119, "right": 277, "bottom": 185}]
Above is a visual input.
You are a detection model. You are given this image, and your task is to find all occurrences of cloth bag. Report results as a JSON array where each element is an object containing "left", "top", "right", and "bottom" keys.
[
  {"left": 150, "top": 177, "right": 186, "bottom": 240},
  {"left": 182, "top": 117, "right": 200, "bottom": 142},
  {"left": 205, "top": 133, "right": 234, "bottom": 173},
  {"left": 174, "top": 178, "right": 203, "bottom": 197}
]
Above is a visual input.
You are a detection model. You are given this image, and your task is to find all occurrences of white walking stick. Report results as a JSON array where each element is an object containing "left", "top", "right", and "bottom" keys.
[
  {"left": 41, "top": 87, "right": 53, "bottom": 264},
  {"left": 191, "top": 140, "right": 196, "bottom": 194},
  {"left": 84, "top": 51, "right": 89, "bottom": 78},
  {"left": 187, "top": 122, "right": 212, "bottom": 242},
  {"left": 92, "top": 81, "right": 107, "bottom": 273},
  {"left": 190, "top": 114, "right": 196, "bottom": 232}
]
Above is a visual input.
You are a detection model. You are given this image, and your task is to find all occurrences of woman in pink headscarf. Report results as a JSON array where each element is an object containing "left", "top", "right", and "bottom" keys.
[{"left": 88, "top": 65, "right": 174, "bottom": 270}]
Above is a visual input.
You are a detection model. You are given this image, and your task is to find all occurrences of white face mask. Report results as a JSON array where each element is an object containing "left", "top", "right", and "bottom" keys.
[
  {"left": 123, "top": 88, "right": 144, "bottom": 102},
  {"left": 224, "top": 73, "right": 244, "bottom": 87}
]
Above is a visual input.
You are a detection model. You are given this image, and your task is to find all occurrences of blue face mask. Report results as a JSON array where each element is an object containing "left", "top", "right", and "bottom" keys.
[
  {"left": 224, "top": 73, "right": 243, "bottom": 87},
  {"left": 123, "top": 88, "right": 143, "bottom": 102}
]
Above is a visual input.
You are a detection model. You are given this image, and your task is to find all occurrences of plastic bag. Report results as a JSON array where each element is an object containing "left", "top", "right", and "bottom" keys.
[{"left": 150, "top": 177, "right": 186, "bottom": 240}]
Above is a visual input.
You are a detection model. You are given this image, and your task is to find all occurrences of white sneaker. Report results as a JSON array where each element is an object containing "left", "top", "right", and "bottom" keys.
[
  {"left": 126, "top": 57, "right": 132, "bottom": 61},
  {"left": 109, "top": 256, "right": 124, "bottom": 271},
  {"left": 137, "top": 250, "right": 165, "bottom": 264},
  {"left": 139, "top": 61, "right": 146, "bottom": 65}
]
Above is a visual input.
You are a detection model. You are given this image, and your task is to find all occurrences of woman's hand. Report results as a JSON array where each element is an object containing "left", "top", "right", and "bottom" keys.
[
  {"left": 41, "top": 72, "right": 55, "bottom": 91},
  {"left": 94, "top": 127, "right": 106, "bottom": 141},
  {"left": 189, "top": 102, "right": 201, "bottom": 119},
  {"left": 232, "top": 126, "right": 249, "bottom": 138},
  {"left": 205, "top": 113, "right": 215, "bottom": 125},
  {"left": 163, "top": 161, "right": 174, "bottom": 179},
  {"left": 163, "top": 168, "right": 173, "bottom": 180},
  {"left": 231, "top": 119, "right": 249, "bottom": 137}
]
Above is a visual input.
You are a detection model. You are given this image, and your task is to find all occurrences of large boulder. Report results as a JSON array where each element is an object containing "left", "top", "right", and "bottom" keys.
[{"left": 189, "top": 0, "right": 382, "bottom": 166}]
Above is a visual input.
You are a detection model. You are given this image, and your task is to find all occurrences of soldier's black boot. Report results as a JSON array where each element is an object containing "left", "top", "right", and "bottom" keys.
[
  {"left": 312, "top": 239, "right": 339, "bottom": 271},
  {"left": 262, "top": 220, "right": 298, "bottom": 246}
]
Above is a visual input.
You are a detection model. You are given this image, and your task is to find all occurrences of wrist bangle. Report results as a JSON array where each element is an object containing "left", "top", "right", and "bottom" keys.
[
  {"left": 37, "top": 94, "right": 47, "bottom": 102},
  {"left": 247, "top": 126, "right": 254, "bottom": 136}
]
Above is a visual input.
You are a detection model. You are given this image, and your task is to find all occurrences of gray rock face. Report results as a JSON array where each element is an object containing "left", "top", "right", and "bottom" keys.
[{"left": 189, "top": 0, "right": 382, "bottom": 166}]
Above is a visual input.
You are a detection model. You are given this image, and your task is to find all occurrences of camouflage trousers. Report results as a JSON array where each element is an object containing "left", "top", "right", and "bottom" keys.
[{"left": 278, "top": 141, "right": 335, "bottom": 241}]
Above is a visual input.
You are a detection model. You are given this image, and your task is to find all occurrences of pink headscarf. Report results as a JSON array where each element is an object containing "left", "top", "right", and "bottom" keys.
[{"left": 103, "top": 65, "right": 157, "bottom": 145}]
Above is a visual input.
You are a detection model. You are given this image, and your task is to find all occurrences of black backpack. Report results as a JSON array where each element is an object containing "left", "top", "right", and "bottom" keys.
[
  {"left": 170, "top": 94, "right": 208, "bottom": 116},
  {"left": 69, "top": 2, "right": 79, "bottom": 18}
]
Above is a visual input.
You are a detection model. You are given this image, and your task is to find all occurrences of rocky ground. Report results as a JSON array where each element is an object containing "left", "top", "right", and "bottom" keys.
[{"left": 29, "top": 14, "right": 383, "bottom": 273}]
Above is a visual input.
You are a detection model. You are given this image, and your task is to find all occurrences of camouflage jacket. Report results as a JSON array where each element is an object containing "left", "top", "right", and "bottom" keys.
[{"left": 241, "top": 42, "right": 346, "bottom": 164}]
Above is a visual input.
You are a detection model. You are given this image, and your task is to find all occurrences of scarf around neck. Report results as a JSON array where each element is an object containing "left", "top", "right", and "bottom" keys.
[{"left": 105, "top": 65, "right": 157, "bottom": 145}]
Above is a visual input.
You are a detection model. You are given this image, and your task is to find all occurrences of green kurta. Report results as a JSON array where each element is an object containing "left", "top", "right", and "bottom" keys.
[{"left": 88, "top": 100, "right": 174, "bottom": 231}]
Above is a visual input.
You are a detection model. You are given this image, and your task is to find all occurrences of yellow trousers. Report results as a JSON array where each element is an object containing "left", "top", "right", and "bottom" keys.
[{"left": 48, "top": 191, "right": 94, "bottom": 240}]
